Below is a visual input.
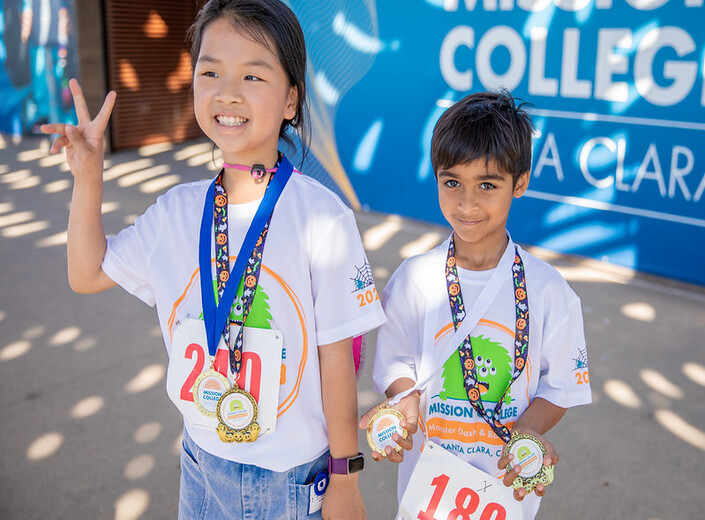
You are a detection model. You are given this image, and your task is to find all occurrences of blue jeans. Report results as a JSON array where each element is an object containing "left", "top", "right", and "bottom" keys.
[{"left": 179, "top": 428, "right": 328, "bottom": 519}]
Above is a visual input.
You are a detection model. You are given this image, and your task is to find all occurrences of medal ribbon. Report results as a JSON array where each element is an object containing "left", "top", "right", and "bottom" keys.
[
  {"left": 199, "top": 155, "right": 293, "bottom": 375},
  {"left": 446, "top": 236, "right": 529, "bottom": 443}
]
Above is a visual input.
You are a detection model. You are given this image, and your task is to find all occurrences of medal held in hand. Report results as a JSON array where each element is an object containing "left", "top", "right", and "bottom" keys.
[
  {"left": 503, "top": 433, "right": 555, "bottom": 493},
  {"left": 367, "top": 406, "right": 408, "bottom": 456}
]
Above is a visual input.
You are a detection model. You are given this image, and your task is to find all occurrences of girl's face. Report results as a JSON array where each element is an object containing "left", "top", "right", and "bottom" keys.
[{"left": 193, "top": 17, "right": 297, "bottom": 166}]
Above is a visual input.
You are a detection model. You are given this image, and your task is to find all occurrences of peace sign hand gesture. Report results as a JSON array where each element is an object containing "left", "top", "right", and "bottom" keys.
[{"left": 40, "top": 78, "right": 116, "bottom": 182}]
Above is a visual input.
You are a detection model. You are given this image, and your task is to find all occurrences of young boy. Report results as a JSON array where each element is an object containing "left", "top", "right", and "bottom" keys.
[{"left": 362, "top": 91, "right": 592, "bottom": 519}]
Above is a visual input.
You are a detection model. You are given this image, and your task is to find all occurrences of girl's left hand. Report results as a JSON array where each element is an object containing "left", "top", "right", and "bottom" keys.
[{"left": 322, "top": 474, "right": 366, "bottom": 519}]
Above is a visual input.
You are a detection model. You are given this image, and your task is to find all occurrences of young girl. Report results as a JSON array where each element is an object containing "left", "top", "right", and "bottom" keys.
[{"left": 41, "top": 1, "right": 385, "bottom": 518}]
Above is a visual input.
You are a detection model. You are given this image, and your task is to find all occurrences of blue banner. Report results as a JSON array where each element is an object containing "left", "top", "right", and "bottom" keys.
[{"left": 295, "top": 0, "right": 704, "bottom": 285}]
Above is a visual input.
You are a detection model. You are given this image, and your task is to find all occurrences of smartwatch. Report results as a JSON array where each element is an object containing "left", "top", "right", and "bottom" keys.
[{"left": 328, "top": 453, "right": 365, "bottom": 475}]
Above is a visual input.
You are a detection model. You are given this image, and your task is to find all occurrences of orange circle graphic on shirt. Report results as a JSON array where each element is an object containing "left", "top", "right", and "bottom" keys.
[
  {"left": 515, "top": 358, "right": 525, "bottom": 370},
  {"left": 464, "top": 358, "right": 474, "bottom": 371},
  {"left": 215, "top": 194, "right": 227, "bottom": 207},
  {"left": 216, "top": 233, "right": 227, "bottom": 245},
  {"left": 245, "top": 275, "right": 257, "bottom": 288},
  {"left": 515, "top": 288, "right": 526, "bottom": 300},
  {"left": 516, "top": 318, "right": 527, "bottom": 330},
  {"left": 449, "top": 283, "right": 460, "bottom": 296},
  {"left": 468, "top": 388, "right": 480, "bottom": 401},
  {"left": 168, "top": 258, "right": 309, "bottom": 420}
]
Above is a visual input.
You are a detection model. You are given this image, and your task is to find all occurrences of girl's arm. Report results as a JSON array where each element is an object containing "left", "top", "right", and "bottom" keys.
[
  {"left": 41, "top": 79, "right": 117, "bottom": 293},
  {"left": 318, "top": 337, "right": 366, "bottom": 520}
]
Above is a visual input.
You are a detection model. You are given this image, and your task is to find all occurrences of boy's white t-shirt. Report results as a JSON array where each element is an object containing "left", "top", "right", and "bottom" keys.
[
  {"left": 102, "top": 171, "right": 387, "bottom": 472},
  {"left": 373, "top": 236, "right": 592, "bottom": 518}
]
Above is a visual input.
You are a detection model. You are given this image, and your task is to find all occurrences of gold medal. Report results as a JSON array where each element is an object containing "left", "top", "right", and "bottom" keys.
[
  {"left": 192, "top": 369, "right": 230, "bottom": 418},
  {"left": 366, "top": 406, "right": 408, "bottom": 456},
  {"left": 216, "top": 387, "right": 261, "bottom": 443},
  {"left": 503, "top": 433, "right": 555, "bottom": 493}
]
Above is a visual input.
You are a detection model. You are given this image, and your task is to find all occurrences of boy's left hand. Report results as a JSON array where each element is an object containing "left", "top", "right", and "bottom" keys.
[
  {"left": 497, "top": 429, "right": 559, "bottom": 501},
  {"left": 322, "top": 474, "right": 366, "bottom": 519}
]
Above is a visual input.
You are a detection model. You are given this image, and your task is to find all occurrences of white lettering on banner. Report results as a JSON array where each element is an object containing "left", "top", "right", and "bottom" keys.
[
  {"left": 561, "top": 28, "right": 592, "bottom": 98},
  {"left": 440, "top": 25, "right": 474, "bottom": 91},
  {"left": 595, "top": 29, "right": 632, "bottom": 102},
  {"left": 580, "top": 137, "right": 619, "bottom": 189},
  {"left": 443, "top": 0, "right": 704, "bottom": 11},
  {"left": 534, "top": 133, "right": 564, "bottom": 181},
  {"left": 530, "top": 27, "right": 558, "bottom": 96},
  {"left": 632, "top": 144, "right": 668, "bottom": 196},
  {"left": 440, "top": 24, "right": 704, "bottom": 107},
  {"left": 669, "top": 146, "right": 694, "bottom": 200},
  {"left": 539, "top": 134, "right": 705, "bottom": 203},
  {"left": 624, "top": 0, "right": 670, "bottom": 9},
  {"left": 476, "top": 26, "right": 526, "bottom": 91},
  {"left": 635, "top": 27, "right": 697, "bottom": 106}
]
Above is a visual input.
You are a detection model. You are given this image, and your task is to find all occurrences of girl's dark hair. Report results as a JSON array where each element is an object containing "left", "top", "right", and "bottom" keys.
[
  {"left": 431, "top": 90, "right": 534, "bottom": 184},
  {"left": 187, "top": 0, "right": 310, "bottom": 157}
]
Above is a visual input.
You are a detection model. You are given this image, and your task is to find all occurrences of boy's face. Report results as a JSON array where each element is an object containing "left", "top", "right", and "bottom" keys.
[{"left": 437, "top": 159, "right": 529, "bottom": 256}]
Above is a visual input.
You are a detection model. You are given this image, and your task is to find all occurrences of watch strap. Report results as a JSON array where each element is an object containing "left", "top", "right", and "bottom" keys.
[{"left": 328, "top": 452, "right": 364, "bottom": 474}]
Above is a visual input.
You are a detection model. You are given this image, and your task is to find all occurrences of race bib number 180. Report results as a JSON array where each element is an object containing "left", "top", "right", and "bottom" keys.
[{"left": 398, "top": 441, "right": 522, "bottom": 520}]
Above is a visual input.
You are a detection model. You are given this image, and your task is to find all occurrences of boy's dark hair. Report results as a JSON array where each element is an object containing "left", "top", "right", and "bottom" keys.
[
  {"left": 187, "top": 0, "right": 310, "bottom": 156},
  {"left": 431, "top": 90, "right": 534, "bottom": 184}
]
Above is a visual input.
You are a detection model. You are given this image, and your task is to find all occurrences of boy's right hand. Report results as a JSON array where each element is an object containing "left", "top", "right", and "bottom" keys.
[
  {"left": 359, "top": 391, "right": 420, "bottom": 463},
  {"left": 40, "top": 79, "right": 116, "bottom": 182}
]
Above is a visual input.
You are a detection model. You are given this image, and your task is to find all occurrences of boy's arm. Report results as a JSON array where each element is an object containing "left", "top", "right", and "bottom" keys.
[
  {"left": 512, "top": 396, "right": 566, "bottom": 435},
  {"left": 498, "top": 397, "right": 566, "bottom": 501},
  {"left": 318, "top": 337, "right": 366, "bottom": 520},
  {"left": 41, "top": 79, "right": 117, "bottom": 294}
]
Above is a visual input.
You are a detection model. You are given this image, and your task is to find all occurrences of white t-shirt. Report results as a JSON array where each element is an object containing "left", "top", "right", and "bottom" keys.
[
  {"left": 102, "top": 170, "right": 387, "bottom": 472},
  {"left": 373, "top": 235, "right": 592, "bottom": 519}
]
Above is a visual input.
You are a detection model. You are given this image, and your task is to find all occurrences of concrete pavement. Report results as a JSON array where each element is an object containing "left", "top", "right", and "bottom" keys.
[{"left": 1, "top": 134, "right": 704, "bottom": 519}]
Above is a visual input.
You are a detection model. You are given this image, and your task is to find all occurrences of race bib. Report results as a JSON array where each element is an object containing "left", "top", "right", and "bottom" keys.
[
  {"left": 398, "top": 441, "right": 522, "bottom": 520},
  {"left": 166, "top": 318, "right": 283, "bottom": 436}
]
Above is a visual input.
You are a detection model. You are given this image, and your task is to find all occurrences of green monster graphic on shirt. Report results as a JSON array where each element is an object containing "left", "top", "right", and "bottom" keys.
[
  {"left": 202, "top": 278, "right": 273, "bottom": 329},
  {"left": 439, "top": 335, "right": 513, "bottom": 404}
]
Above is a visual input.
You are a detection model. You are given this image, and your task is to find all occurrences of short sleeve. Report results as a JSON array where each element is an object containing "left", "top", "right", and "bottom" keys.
[
  {"left": 372, "top": 266, "right": 421, "bottom": 395},
  {"left": 101, "top": 201, "right": 163, "bottom": 307},
  {"left": 309, "top": 208, "right": 386, "bottom": 346},
  {"left": 535, "top": 294, "right": 592, "bottom": 408}
]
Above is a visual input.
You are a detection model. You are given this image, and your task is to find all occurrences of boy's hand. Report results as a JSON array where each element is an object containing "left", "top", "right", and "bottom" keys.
[
  {"left": 359, "top": 391, "right": 420, "bottom": 463},
  {"left": 40, "top": 79, "right": 116, "bottom": 181},
  {"left": 322, "top": 474, "right": 366, "bottom": 519},
  {"left": 497, "top": 429, "right": 558, "bottom": 501}
]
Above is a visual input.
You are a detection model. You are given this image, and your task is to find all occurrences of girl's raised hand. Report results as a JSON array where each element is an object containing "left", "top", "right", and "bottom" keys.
[{"left": 40, "top": 78, "right": 116, "bottom": 181}]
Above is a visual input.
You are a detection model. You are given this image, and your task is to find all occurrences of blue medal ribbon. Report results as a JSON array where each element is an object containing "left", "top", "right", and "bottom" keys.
[{"left": 198, "top": 155, "right": 293, "bottom": 358}]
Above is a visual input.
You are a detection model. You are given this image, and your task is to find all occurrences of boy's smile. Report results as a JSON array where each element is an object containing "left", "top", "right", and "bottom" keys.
[
  {"left": 192, "top": 18, "right": 297, "bottom": 168},
  {"left": 437, "top": 160, "right": 529, "bottom": 270}
]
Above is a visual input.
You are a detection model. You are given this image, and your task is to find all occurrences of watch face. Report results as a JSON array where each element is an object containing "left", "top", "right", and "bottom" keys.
[{"left": 348, "top": 455, "right": 365, "bottom": 473}]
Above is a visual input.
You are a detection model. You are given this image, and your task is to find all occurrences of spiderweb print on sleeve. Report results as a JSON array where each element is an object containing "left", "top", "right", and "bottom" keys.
[
  {"left": 350, "top": 261, "right": 375, "bottom": 292},
  {"left": 573, "top": 346, "right": 589, "bottom": 370}
]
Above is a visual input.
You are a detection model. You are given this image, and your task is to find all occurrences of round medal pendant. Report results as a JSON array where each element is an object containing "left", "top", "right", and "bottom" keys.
[
  {"left": 503, "top": 433, "right": 555, "bottom": 493},
  {"left": 193, "top": 369, "right": 230, "bottom": 417},
  {"left": 216, "top": 387, "right": 261, "bottom": 443},
  {"left": 366, "top": 406, "right": 408, "bottom": 456}
]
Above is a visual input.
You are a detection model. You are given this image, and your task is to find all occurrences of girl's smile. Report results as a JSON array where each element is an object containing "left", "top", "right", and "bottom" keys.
[{"left": 192, "top": 17, "right": 298, "bottom": 168}]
